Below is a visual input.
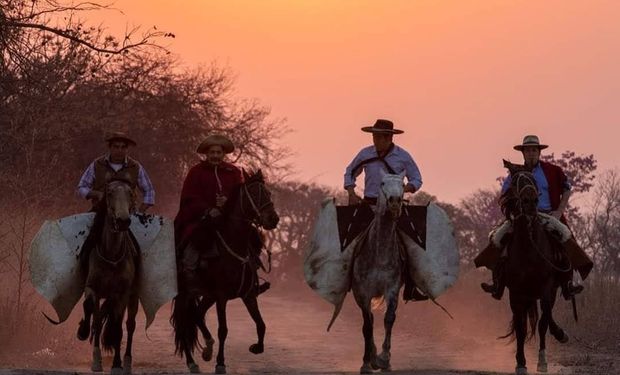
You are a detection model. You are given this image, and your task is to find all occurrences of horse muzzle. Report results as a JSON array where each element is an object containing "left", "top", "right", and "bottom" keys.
[{"left": 260, "top": 211, "right": 280, "bottom": 230}]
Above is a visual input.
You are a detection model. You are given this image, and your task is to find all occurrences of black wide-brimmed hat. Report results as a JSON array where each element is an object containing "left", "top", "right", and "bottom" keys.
[{"left": 361, "top": 119, "right": 404, "bottom": 134}]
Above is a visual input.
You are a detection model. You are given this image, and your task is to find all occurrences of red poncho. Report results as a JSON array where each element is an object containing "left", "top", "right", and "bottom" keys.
[{"left": 174, "top": 161, "right": 243, "bottom": 247}]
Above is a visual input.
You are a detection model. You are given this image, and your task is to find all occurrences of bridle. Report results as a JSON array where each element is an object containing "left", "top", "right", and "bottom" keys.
[{"left": 239, "top": 179, "right": 274, "bottom": 227}]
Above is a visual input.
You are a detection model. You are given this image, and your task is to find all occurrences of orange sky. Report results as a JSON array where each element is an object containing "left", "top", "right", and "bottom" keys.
[{"left": 88, "top": 1, "right": 620, "bottom": 203}]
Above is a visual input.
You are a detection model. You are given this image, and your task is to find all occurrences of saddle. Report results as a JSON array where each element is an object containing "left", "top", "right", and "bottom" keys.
[{"left": 335, "top": 204, "right": 427, "bottom": 251}]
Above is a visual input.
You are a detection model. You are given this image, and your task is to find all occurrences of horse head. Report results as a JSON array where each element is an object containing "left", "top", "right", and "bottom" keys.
[
  {"left": 378, "top": 170, "right": 406, "bottom": 219},
  {"left": 240, "top": 169, "right": 280, "bottom": 230},
  {"left": 104, "top": 179, "right": 135, "bottom": 231}
]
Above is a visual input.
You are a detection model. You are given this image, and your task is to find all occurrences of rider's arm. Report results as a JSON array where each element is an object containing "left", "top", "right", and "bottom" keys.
[
  {"left": 77, "top": 162, "right": 100, "bottom": 200},
  {"left": 344, "top": 149, "right": 366, "bottom": 204},
  {"left": 137, "top": 165, "right": 155, "bottom": 212},
  {"left": 403, "top": 151, "right": 422, "bottom": 193}
]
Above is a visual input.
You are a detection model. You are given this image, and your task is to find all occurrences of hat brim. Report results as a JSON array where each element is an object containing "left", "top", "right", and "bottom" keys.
[
  {"left": 106, "top": 137, "right": 137, "bottom": 147},
  {"left": 197, "top": 142, "right": 235, "bottom": 155},
  {"left": 514, "top": 144, "right": 548, "bottom": 151},
  {"left": 361, "top": 126, "right": 404, "bottom": 134}
]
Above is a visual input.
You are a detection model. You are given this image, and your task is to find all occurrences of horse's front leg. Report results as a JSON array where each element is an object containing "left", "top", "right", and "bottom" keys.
[
  {"left": 87, "top": 288, "right": 103, "bottom": 372},
  {"left": 78, "top": 287, "right": 95, "bottom": 341},
  {"left": 242, "top": 295, "right": 265, "bottom": 355},
  {"left": 376, "top": 288, "right": 399, "bottom": 371},
  {"left": 123, "top": 291, "right": 139, "bottom": 374},
  {"left": 215, "top": 299, "right": 229, "bottom": 374},
  {"left": 110, "top": 298, "right": 128, "bottom": 375},
  {"left": 355, "top": 296, "right": 377, "bottom": 374},
  {"left": 511, "top": 297, "right": 528, "bottom": 375}
]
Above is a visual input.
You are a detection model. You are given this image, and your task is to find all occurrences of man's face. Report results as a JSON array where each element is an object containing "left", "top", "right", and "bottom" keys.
[
  {"left": 373, "top": 133, "right": 393, "bottom": 153},
  {"left": 521, "top": 146, "right": 541, "bottom": 167},
  {"left": 108, "top": 141, "right": 129, "bottom": 162},
  {"left": 206, "top": 145, "right": 225, "bottom": 165}
]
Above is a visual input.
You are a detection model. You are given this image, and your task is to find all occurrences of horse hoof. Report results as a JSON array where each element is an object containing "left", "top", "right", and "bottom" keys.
[
  {"left": 188, "top": 362, "right": 200, "bottom": 373},
  {"left": 515, "top": 366, "right": 528, "bottom": 375},
  {"left": 360, "top": 364, "right": 373, "bottom": 374},
  {"left": 110, "top": 367, "right": 123, "bottom": 375},
  {"left": 77, "top": 319, "right": 89, "bottom": 341},
  {"left": 202, "top": 338, "right": 215, "bottom": 362},
  {"left": 375, "top": 352, "right": 391, "bottom": 370},
  {"left": 537, "top": 363, "right": 548, "bottom": 373},
  {"left": 92, "top": 348, "right": 103, "bottom": 372},
  {"left": 122, "top": 356, "right": 132, "bottom": 374},
  {"left": 249, "top": 343, "right": 264, "bottom": 354},
  {"left": 215, "top": 365, "right": 226, "bottom": 374}
]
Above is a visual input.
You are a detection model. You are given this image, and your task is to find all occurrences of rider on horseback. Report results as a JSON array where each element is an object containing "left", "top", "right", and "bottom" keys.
[
  {"left": 344, "top": 119, "right": 427, "bottom": 301},
  {"left": 77, "top": 132, "right": 155, "bottom": 273},
  {"left": 476, "top": 135, "right": 593, "bottom": 300},
  {"left": 174, "top": 134, "right": 269, "bottom": 295}
]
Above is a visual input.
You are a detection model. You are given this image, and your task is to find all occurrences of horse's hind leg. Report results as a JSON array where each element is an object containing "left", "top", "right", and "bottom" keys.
[
  {"left": 215, "top": 299, "right": 229, "bottom": 374},
  {"left": 197, "top": 296, "right": 216, "bottom": 362},
  {"left": 548, "top": 289, "right": 569, "bottom": 344},
  {"left": 242, "top": 295, "right": 266, "bottom": 355},
  {"left": 376, "top": 290, "right": 399, "bottom": 371},
  {"left": 123, "top": 292, "right": 139, "bottom": 374}
]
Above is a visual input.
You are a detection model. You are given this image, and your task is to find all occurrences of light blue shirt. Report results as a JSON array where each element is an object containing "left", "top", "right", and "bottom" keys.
[
  {"left": 344, "top": 144, "right": 423, "bottom": 198},
  {"left": 501, "top": 163, "right": 570, "bottom": 212}
]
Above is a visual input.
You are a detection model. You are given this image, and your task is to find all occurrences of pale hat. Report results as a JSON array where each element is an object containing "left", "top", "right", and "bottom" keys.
[
  {"left": 514, "top": 135, "right": 548, "bottom": 151},
  {"left": 105, "top": 131, "right": 137, "bottom": 147},
  {"left": 197, "top": 134, "right": 235, "bottom": 154}
]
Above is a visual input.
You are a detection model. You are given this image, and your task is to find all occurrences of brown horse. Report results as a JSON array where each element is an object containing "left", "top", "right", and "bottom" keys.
[
  {"left": 76, "top": 180, "right": 140, "bottom": 375},
  {"left": 171, "top": 170, "right": 279, "bottom": 374},
  {"left": 501, "top": 160, "right": 571, "bottom": 375}
]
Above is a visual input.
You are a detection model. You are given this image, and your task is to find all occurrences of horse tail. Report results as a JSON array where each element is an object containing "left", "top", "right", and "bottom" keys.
[
  {"left": 100, "top": 299, "right": 121, "bottom": 352},
  {"left": 170, "top": 293, "right": 199, "bottom": 357},
  {"left": 499, "top": 303, "right": 539, "bottom": 342}
]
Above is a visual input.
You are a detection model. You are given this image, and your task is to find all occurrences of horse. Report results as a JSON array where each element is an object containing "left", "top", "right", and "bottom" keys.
[
  {"left": 76, "top": 179, "right": 140, "bottom": 375},
  {"left": 351, "top": 171, "right": 406, "bottom": 374},
  {"left": 171, "top": 169, "right": 279, "bottom": 374},
  {"left": 501, "top": 160, "right": 571, "bottom": 375}
]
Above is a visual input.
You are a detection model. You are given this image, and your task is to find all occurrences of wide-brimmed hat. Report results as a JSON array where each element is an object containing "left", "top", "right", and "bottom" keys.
[
  {"left": 197, "top": 134, "right": 235, "bottom": 154},
  {"left": 105, "top": 131, "right": 137, "bottom": 146},
  {"left": 361, "top": 119, "right": 404, "bottom": 134},
  {"left": 514, "top": 135, "right": 548, "bottom": 151}
]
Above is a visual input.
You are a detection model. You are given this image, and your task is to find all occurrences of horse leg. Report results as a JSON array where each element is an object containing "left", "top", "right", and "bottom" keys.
[
  {"left": 376, "top": 289, "right": 399, "bottom": 371},
  {"left": 510, "top": 297, "right": 528, "bottom": 374},
  {"left": 242, "top": 295, "right": 266, "bottom": 355},
  {"left": 215, "top": 299, "right": 228, "bottom": 374},
  {"left": 110, "top": 300, "right": 126, "bottom": 375},
  {"left": 78, "top": 287, "right": 95, "bottom": 341},
  {"left": 537, "top": 298, "right": 551, "bottom": 373},
  {"left": 197, "top": 296, "right": 216, "bottom": 362},
  {"left": 358, "top": 301, "right": 377, "bottom": 374},
  {"left": 122, "top": 292, "right": 139, "bottom": 374},
  {"left": 89, "top": 291, "right": 103, "bottom": 373},
  {"left": 548, "top": 288, "right": 569, "bottom": 344}
]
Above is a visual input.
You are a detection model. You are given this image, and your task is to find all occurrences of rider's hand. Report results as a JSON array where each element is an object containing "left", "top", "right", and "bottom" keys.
[
  {"left": 207, "top": 208, "right": 222, "bottom": 218},
  {"left": 348, "top": 193, "right": 362, "bottom": 205},
  {"left": 215, "top": 194, "right": 227, "bottom": 208},
  {"left": 87, "top": 190, "right": 104, "bottom": 202}
]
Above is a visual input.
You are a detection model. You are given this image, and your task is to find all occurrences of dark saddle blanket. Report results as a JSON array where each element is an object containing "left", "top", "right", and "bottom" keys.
[{"left": 336, "top": 205, "right": 427, "bottom": 251}]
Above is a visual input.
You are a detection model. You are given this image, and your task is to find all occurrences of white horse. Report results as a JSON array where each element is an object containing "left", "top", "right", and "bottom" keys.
[{"left": 352, "top": 171, "right": 406, "bottom": 373}]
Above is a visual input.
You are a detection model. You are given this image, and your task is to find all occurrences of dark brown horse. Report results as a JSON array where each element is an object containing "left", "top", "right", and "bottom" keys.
[
  {"left": 171, "top": 170, "right": 279, "bottom": 374},
  {"left": 501, "top": 160, "right": 571, "bottom": 375},
  {"left": 77, "top": 180, "right": 140, "bottom": 375}
]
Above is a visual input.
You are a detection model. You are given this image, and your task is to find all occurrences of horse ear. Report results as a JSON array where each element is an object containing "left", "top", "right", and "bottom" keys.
[
  {"left": 256, "top": 169, "right": 264, "bottom": 180},
  {"left": 242, "top": 168, "right": 250, "bottom": 180},
  {"left": 503, "top": 159, "right": 516, "bottom": 174}
]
